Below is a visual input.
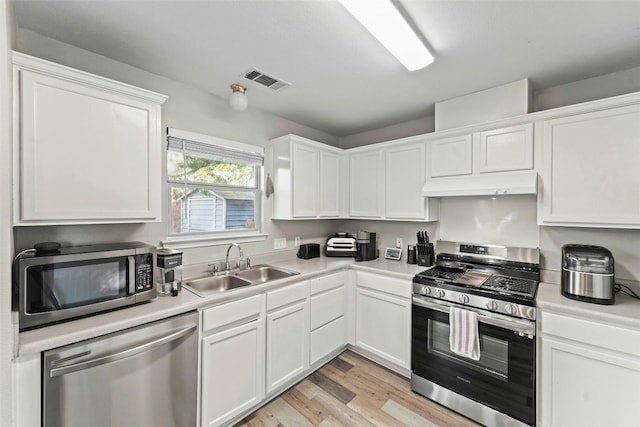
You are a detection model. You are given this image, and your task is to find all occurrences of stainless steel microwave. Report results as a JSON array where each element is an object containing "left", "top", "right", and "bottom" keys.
[{"left": 14, "top": 242, "right": 156, "bottom": 330}]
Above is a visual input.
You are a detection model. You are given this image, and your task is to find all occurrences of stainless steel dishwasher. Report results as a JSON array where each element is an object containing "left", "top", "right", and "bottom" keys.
[{"left": 43, "top": 311, "right": 199, "bottom": 427}]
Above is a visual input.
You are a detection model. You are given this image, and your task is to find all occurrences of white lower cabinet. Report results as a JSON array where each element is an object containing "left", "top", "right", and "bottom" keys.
[
  {"left": 540, "top": 310, "right": 640, "bottom": 427},
  {"left": 200, "top": 295, "right": 265, "bottom": 427},
  {"left": 265, "top": 281, "right": 310, "bottom": 395},
  {"left": 354, "top": 271, "right": 411, "bottom": 370},
  {"left": 198, "top": 270, "right": 412, "bottom": 425},
  {"left": 309, "top": 272, "right": 347, "bottom": 365}
]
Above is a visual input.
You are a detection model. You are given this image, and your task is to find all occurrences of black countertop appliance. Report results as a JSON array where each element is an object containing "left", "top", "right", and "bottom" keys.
[{"left": 355, "top": 231, "right": 378, "bottom": 262}]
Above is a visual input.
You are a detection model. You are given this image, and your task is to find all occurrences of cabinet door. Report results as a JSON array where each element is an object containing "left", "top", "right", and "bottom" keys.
[
  {"left": 541, "top": 336, "right": 640, "bottom": 427},
  {"left": 310, "top": 316, "right": 346, "bottom": 365},
  {"left": 478, "top": 123, "right": 533, "bottom": 173},
  {"left": 291, "top": 143, "right": 318, "bottom": 218},
  {"left": 266, "top": 301, "right": 309, "bottom": 394},
  {"left": 385, "top": 142, "right": 426, "bottom": 219},
  {"left": 16, "top": 65, "right": 164, "bottom": 224},
  {"left": 318, "top": 149, "right": 341, "bottom": 217},
  {"left": 355, "top": 287, "right": 410, "bottom": 369},
  {"left": 349, "top": 150, "right": 383, "bottom": 217},
  {"left": 201, "top": 319, "right": 265, "bottom": 427},
  {"left": 540, "top": 104, "right": 640, "bottom": 227},
  {"left": 428, "top": 134, "right": 473, "bottom": 178}
]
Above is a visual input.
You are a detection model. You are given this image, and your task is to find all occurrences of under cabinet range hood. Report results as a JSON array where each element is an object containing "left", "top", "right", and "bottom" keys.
[{"left": 422, "top": 171, "right": 538, "bottom": 197}]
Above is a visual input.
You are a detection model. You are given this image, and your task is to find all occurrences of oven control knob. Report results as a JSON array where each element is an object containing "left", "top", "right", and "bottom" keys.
[
  {"left": 424, "top": 287, "right": 431, "bottom": 296},
  {"left": 458, "top": 295, "right": 469, "bottom": 304},
  {"left": 485, "top": 301, "right": 498, "bottom": 311},
  {"left": 435, "top": 289, "right": 445, "bottom": 299},
  {"left": 526, "top": 307, "right": 536, "bottom": 320},
  {"left": 504, "top": 304, "right": 517, "bottom": 315}
]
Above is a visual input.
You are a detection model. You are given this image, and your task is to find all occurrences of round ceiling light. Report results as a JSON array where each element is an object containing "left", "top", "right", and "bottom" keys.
[{"left": 229, "top": 83, "right": 248, "bottom": 111}]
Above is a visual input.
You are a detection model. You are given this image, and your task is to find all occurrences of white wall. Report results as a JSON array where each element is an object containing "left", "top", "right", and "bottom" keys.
[
  {"left": 13, "top": 29, "right": 342, "bottom": 266},
  {"left": 1, "top": 1, "right": 15, "bottom": 425},
  {"left": 534, "top": 66, "right": 640, "bottom": 112},
  {"left": 337, "top": 219, "right": 439, "bottom": 264},
  {"left": 338, "top": 116, "right": 435, "bottom": 149}
]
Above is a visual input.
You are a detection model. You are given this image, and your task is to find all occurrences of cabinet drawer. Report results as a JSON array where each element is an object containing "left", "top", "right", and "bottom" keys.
[
  {"left": 202, "top": 294, "right": 263, "bottom": 333},
  {"left": 310, "top": 271, "right": 346, "bottom": 296},
  {"left": 310, "top": 286, "right": 345, "bottom": 330},
  {"left": 355, "top": 271, "right": 411, "bottom": 298},
  {"left": 266, "top": 281, "right": 309, "bottom": 311},
  {"left": 310, "top": 316, "right": 346, "bottom": 365},
  {"left": 541, "top": 311, "right": 640, "bottom": 357}
]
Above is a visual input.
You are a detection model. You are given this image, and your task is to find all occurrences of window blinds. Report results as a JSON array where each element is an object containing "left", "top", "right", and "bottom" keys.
[{"left": 167, "top": 128, "right": 264, "bottom": 166}]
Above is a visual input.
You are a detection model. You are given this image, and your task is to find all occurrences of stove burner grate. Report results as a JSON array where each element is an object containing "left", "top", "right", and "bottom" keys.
[{"left": 482, "top": 275, "right": 536, "bottom": 296}]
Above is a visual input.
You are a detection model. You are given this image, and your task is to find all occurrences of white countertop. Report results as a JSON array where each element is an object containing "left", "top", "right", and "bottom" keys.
[
  {"left": 21, "top": 255, "right": 640, "bottom": 356},
  {"left": 536, "top": 281, "right": 640, "bottom": 330},
  {"left": 17, "top": 255, "right": 425, "bottom": 356}
]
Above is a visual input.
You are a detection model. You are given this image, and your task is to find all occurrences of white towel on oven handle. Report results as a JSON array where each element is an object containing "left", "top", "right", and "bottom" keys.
[{"left": 449, "top": 306, "right": 480, "bottom": 361}]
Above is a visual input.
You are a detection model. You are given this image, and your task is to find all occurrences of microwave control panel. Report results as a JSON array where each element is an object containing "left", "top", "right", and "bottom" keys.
[{"left": 135, "top": 254, "right": 154, "bottom": 292}]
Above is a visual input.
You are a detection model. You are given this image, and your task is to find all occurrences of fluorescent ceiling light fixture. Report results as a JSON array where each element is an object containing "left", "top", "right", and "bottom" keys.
[{"left": 338, "top": 0, "right": 434, "bottom": 71}]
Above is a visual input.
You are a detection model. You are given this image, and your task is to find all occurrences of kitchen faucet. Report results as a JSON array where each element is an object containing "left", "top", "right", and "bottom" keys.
[{"left": 225, "top": 243, "right": 250, "bottom": 272}]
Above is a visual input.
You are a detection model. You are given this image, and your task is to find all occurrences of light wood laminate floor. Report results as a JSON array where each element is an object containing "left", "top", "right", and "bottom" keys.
[{"left": 234, "top": 350, "right": 480, "bottom": 427}]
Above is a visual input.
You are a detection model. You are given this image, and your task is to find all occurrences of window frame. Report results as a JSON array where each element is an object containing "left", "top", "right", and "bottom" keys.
[{"left": 162, "top": 128, "right": 267, "bottom": 248}]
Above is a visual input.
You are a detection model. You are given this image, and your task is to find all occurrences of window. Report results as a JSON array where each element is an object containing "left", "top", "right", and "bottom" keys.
[{"left": 166, "top": 128, "right": 263, "bottom": 240}]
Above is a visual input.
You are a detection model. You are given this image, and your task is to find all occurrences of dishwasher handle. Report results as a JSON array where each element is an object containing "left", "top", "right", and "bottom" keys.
[{"left": 49, "top": 323, "right": 197, "bottom": 378}]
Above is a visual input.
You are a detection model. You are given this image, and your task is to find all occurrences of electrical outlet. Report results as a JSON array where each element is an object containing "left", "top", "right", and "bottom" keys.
[
  {"left": 396, "top": 237, "right": 403, "bottom": 248},
  {"left": 273, "top": 238, "right": 287, "bottom": 249},
  {"left": 294, "top": 236, "right": 300, "bottom": 247}
]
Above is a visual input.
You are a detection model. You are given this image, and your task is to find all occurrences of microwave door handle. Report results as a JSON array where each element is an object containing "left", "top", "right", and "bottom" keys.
[
  {"left": 48, "top": 323, "right": 197, "bottom": 378},
  {"left": 412, "top": 295, "right": 535, "bottom": 336},
  {"left": 127, "top": 256, "right": 135, "bottom": 294}
]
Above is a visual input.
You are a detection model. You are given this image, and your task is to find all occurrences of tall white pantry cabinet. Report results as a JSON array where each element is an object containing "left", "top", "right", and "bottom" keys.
[{"left": 12, "top": 52, "right": 167, "bottom": 225}]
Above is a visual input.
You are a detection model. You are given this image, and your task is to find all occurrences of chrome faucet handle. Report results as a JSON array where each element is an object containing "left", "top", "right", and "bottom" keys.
[
  {"left": 246, "top": 257, "right": 251, "bottom": 270},
  {"left": 208, "top": 263, "right": 219, "bottom": 275}
]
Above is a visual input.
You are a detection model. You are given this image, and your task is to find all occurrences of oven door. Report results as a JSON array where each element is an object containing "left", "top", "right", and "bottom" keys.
[{"left": 411, "top": 295, "right": 535, "bottom": 426}]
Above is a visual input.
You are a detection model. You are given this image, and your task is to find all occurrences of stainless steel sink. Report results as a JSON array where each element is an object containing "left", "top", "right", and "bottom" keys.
[
  {"left": 235, "top": 264, "right": 300, "bottom": 284},
  {"left": 183, "top": 264, "right": 300, "bottom": 297},
  {"left": 184, "top": 274, "right": 253, "bottom": 296}
]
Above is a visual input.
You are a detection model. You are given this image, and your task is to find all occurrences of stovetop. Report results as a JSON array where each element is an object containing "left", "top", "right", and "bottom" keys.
[
  {"left": 412, "top": 241, "right": 540, "bottom": 319},
  {"left": 414, "top": 267, "right": 538, "bottom": 300}
]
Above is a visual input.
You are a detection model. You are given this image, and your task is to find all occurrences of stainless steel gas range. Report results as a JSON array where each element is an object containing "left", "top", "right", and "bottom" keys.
[{"left": 411, "top": 240, "right": 540, "bottom": 427}]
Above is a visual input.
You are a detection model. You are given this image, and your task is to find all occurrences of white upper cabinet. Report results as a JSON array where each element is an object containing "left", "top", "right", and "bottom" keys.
[
  {"left": 429, "top": 134, "right": 473, "bottom": 178},
  {"left": 423, "top": 123, "right": 537, "bottom": 197},
  {"left": 318, "top": 150, "right": 341, "bottom": 217},
  {"left": 348, "top": 136, "right": 439, "bottom": 222},
  {"left": 385, "top": 139, "right": 439, "bottom": 220},
  {"left": 478, "top": 124, "right": 533, "bottom": 173},
  {"left": 539, "top": 100, "right": 640, "bottom": 228},
  {"left": 291, "top": 143, "right": 318, "bottom": 217},
  {"left": 13, "top": 52, "right": 167, "bottom": 225},
  {"left": 348, "top": 149, "right": 384, "bottom": 218},
  {"left": 271, "top": 134, "right": 342, "bottom": 219}
]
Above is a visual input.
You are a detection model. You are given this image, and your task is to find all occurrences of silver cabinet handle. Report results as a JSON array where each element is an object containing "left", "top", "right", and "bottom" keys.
[{"left": 49, "top": 323, "right": 197, "bottom": 378}]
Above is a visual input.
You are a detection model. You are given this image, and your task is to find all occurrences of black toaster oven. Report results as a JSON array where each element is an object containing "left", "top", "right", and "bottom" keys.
[{"left": 297, "top": 243, "right": 320, "bottom": 259}]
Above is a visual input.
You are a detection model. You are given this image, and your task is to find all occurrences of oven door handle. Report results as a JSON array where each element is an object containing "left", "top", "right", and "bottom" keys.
[{"left": 412, "top": 295, "right": 535, "bottom": 337}]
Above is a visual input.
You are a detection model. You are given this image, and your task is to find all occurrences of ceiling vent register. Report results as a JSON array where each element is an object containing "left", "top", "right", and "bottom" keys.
[{"left": 242, "top": 67, "right": 290, "bottom": 91}]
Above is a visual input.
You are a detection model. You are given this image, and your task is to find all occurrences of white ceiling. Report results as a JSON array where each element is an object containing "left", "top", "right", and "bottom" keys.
[{"left": 12, "top": 0, "right": 640, "bottom": 137}]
